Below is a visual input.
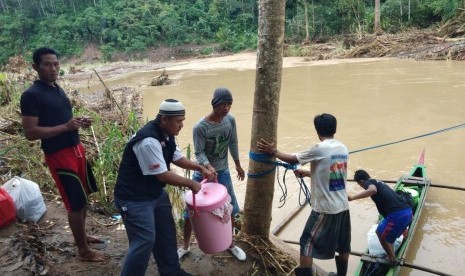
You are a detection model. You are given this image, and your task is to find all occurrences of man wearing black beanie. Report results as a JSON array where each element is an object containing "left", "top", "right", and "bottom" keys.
[{"left": 178, "top": 88, "right": 246, "bottom": 261}]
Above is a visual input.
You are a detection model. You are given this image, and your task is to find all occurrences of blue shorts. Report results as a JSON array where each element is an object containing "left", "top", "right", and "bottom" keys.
[
  {"left": 377, "top": 208, "right": 413, "bottom": 244},
  {"left": 184, "top": 168, "right": 240, "bottom": 219}
]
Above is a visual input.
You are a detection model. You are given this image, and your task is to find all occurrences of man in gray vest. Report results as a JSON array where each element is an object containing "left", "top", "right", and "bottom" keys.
[{"left": 114, "top": 99, "right": 214, "bottom": 276}]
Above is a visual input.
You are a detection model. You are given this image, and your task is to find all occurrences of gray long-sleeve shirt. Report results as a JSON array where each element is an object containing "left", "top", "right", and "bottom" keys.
[{"left": 193, "top": 114, "right": 239, "bottom": 171}]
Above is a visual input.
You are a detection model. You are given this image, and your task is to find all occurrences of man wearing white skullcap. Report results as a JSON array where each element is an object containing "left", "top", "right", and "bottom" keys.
[
  {"left": 158, "top": 99, "right": 186, "bottom": 117},
  {"left": 114, "top": 99, "right": 214, "bottom": 276}
]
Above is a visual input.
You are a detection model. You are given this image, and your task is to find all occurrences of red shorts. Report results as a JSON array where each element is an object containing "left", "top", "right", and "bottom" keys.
[{"left": 45, "top": 144, "right": 97, "bottom": 213}]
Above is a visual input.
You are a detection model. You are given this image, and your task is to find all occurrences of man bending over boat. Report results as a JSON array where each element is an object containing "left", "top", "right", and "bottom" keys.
[{"left": 350, "top": 170, "right": 413, "bottom": 263}]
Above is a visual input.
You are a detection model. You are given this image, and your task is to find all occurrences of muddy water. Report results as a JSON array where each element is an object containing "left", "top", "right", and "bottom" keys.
[{"left": 83, "top": 58, "right": 465, "bottom": 275}]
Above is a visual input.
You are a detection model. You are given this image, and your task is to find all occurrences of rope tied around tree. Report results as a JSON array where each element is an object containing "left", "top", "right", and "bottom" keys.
[{"left": 248, "top": 151, "right": 311, "bottom": 207}]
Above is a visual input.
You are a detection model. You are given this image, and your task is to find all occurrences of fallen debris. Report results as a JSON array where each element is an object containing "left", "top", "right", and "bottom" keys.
[{"left": 150, "top": 69, "right": 171, "bottom": 86}]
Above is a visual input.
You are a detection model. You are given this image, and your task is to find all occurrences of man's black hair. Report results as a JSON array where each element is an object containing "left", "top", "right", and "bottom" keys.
[
  {"left": 314, "top": 113, "right": 337, "bottom": 137},
  {"left": 354, "top": 169, "right": 370, "bottom": 182},
  {"left": 32, "top": 47, "right": 58, "bottom": 64}
]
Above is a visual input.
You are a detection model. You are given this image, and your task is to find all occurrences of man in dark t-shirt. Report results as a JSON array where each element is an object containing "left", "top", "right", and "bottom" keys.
[
  {"left": 20, "top": 47, "right": 106, "bottom": 262},
  {"left": 350, "top": 169, "right": 412, "bottom": 263}
]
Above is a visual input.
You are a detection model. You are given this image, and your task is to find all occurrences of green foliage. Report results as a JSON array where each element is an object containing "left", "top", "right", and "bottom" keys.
[
  {"left": 217, "top": 27, "right": 257, "bottom": 52},
  {"left": 100, "top": 45, "right": 115, "bottom": 62},
  {"left": 0, "top": 76, "right": 52, "bottom": 191},
  {"left": 0, "top": 13, "right": 34, "bottom": 64},
  {"left": 0, "top": 0, "right": 463, "bottom": 65},
  {"left": 0, "top": 74, "right": 192, "bottom": 216},
  {"left": 199, "top": 47, "right": 214, "bottom": 55},
  {"left": 379, "top": 0, "right": 463, "bottom": 31}
]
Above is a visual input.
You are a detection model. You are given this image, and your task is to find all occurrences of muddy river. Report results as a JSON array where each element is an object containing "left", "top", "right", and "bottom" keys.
[{"left": 77, "top": 54, "right": 465, "bottom": 275}]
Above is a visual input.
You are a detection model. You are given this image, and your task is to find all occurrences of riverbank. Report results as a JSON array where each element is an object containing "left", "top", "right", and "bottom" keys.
[{"left": 58, "top": 26, "right": 464, "bottom": 90}]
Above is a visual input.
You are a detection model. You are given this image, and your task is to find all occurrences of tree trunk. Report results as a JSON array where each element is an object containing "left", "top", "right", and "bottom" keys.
[
  {"left": 312, "top": 0, "right": 315, "bottom": 31},
  {"left": 71, "top": 0, "right": 76, "bottom": 13},
  {"left": 242, "top": 0, "right": 286, "bottom": 237},
  {"left": 303, "top": 0, "right": 310, "bottom": 43},
  {"left": 408, "top": 0, "right": 411, "bottom": 21},
  {"left": 39, "top": 0, "right": 46, "bottom": 15},
  {"left": 0, "top": 0, "right": 6, "bottom": 13},
  {"left": 399, "top": 0, "right": 403, "bottom": 18},
  {"left": 50, "top": 0, "right": 56, "bottom": 15},
  {"left": 374, "top": 0, "right": 380, "bottom": 33}
]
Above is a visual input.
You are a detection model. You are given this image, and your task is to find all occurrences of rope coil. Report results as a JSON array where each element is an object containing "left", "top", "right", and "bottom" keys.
[{"left": 248, "top": 151, "right": 310, "bottom": 207}]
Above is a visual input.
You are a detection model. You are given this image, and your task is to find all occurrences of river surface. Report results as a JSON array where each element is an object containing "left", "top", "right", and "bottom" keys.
[{"left": 79, "top": 56, "right": 465, "bottom": 275}]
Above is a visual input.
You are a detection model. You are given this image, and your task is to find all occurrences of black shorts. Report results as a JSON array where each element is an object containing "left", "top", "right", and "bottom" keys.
[{"left": 300, "top": 209, "right": 351, "bottom": 259}]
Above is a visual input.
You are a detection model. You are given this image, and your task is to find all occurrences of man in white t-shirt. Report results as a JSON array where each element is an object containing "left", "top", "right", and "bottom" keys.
[{"left": 257, "top": 113, "right": 350, "bottom": 276}]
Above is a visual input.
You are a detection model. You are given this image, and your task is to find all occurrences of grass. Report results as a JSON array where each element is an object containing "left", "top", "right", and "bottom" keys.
[{"left": 0, "top": 71, "right": 188, "bottom": 222}]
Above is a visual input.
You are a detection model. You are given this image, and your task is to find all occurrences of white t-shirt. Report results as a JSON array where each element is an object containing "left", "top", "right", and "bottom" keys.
[
  {"left": 296, "top": 139, "right": 349, "bottom": 214},
  {"left": 132, "top": 137, "right": 183, "bottom": 175}
]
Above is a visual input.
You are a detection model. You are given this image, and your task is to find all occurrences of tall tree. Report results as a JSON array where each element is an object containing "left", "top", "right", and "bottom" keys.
[
  {"left": 408, "top": 0, "right": 411, "bottom": 21},
  {"left": 0, "top": 0, "right": 8, "bottom": 12},
  {"left": 242, "top": 0, "right": 286, "bottom": 237},
  {"left": 303, "top": 0, "right": 310, "bottom": 43},
  {"left": 374, "top": 0, "right": 380, "bottom": 32}
]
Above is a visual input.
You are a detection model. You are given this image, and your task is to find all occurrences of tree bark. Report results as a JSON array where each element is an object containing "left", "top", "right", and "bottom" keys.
[
  {"left": 399, "top": 0, "right": 403, "bottom": 18},
  {"left": 408, "top": 0, "right": 411, "bottom": 21},
  {"left": 374, "top": 0, "right": 380, "bottom": 33},
  {"left": 0, "top": 0, "right": 7, "bottom": 13},
  {"left": 312, "top": 0, "right": 315, "bottom": 31},
  {"left": 303, "top": 0, "right": 310, "bottom": 43},
  {"left": 242, "top": 0, "right": 286, "bottom": 237}
]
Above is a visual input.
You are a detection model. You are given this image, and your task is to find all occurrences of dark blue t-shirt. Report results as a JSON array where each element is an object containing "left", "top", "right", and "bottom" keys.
[{"left": 20, "top": 80, "right": 79, "bottom": 154}]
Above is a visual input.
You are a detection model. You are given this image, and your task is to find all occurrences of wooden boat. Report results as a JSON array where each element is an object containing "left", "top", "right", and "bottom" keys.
[{"left": 353, "top": 150, "right": 431, "bottom": 276}]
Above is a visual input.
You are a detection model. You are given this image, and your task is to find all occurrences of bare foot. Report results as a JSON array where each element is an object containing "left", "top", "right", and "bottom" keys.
[
  {"left": 86, "top": 235, "right": 105, "bottom": 244},
  {"left": 78, "top": 249, "right": 107, "bottom": 262}
]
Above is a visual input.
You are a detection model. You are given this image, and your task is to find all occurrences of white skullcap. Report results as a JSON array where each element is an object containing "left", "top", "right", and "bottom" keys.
[{"left": 158, "top": 99, "right": 185, "bottom": 116}]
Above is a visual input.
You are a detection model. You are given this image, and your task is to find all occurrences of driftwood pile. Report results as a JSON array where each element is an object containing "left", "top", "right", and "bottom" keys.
[
  {"left": 343, "top": 31, "right": 465, "bottom": 60},
  {"left": 237, "top": 234, "right": 298, "bottom": 276},
  {"left": 289, "top": 12, "right": 465, "bottom": 61},
  {"left": 150, "top": 69, "right": 171, "bottom": 86},
  {"left": 438, "top": 9, "right": 465, "bottom": 38}
]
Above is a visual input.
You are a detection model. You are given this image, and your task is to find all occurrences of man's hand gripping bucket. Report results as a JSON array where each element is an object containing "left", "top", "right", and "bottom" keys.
[{"left": 184, "top": 179, "right": 233, "bottom": 254}]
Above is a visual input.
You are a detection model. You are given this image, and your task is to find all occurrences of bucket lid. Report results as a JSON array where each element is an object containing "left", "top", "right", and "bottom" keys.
[{"left": 185, "top": 182, "right": 228, "bottom": 212}]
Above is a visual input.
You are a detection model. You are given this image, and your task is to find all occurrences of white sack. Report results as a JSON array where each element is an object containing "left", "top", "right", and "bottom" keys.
[
  {"left": 1, "top": 176, "right": 46, "bottom": 222},
  {"left": 367, "top": 223, "right": 403, "bottom": 257}
]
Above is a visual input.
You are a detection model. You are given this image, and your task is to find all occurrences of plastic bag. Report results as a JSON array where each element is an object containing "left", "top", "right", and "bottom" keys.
[
  {"left": 0, "top": 187, "right": 16, "bottom": 228},
  {"left": 367, "top": 224, "right": 403, "bottom": 257},
  {"left": 1, "top": 176, "right": 46, "bottom": 222}
]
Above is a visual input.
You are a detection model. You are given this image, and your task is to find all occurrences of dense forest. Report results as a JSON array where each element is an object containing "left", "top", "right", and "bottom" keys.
[{"left": 0, "top": 0, "right": 464, "bottom": 65}]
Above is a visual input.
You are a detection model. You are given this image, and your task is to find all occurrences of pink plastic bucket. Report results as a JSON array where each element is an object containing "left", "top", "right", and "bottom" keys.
[{"left": 184, "top": 181, "right": 232, "bottom": 254}]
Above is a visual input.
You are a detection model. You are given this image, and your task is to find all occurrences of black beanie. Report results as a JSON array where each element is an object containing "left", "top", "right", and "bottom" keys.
[{"left": 211, "top": 87, "right": 233, "bottom": 107}]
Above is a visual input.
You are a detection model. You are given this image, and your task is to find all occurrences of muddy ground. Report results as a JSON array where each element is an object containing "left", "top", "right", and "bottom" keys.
[{"left": 1, "top": 197, "right": 280, "bottom": 276}]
